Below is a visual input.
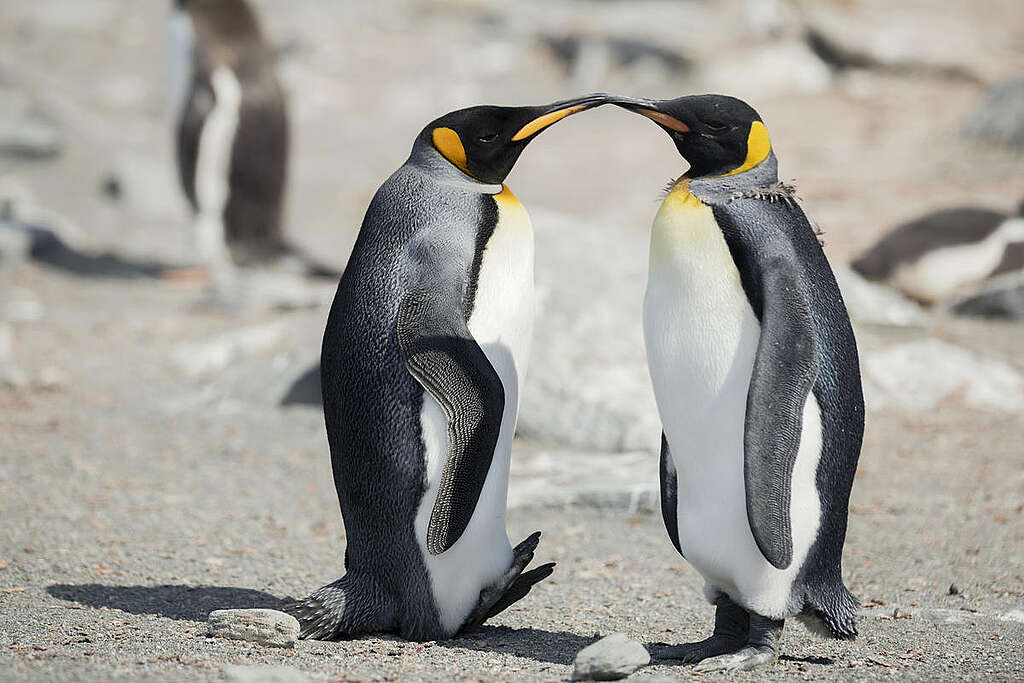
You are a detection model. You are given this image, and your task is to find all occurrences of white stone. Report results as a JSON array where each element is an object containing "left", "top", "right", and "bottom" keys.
[
  {"left": 862, "top": 339, "right": 1024, "bottom": 412},
  {"left": 220, "top": 664, "right": 310, "bottom": 683},
  {"left": 207, "top": 609, "right": 299, "bottom": 648},
  {"left": 172, "top": 322, "right": 287, "bottom": 378},
  {"left": 573, "top": 632, "right": 651, "bottom": 681}
]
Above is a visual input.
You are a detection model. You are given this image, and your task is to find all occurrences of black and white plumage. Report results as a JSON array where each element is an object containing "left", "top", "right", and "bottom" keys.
[
  {"left": 852, "top": 201, "right": 1024, "bottom": 305},
  {"left": 613, "top": 94, "right": 864, "bottom": 672},
  {"left": 169, "top": 0, "right": 312, "bottom": 279},
  {"left": 284, "top": 96, "right": 606, "bottom": 641}
]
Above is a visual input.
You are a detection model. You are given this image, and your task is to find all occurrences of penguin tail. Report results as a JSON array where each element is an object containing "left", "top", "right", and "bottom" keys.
[
  {"left": 282, "top": 572, "right": 394, "bottom": 640},
  {"left": 798, "top": 583, "right": 860, "bottom": 641}
]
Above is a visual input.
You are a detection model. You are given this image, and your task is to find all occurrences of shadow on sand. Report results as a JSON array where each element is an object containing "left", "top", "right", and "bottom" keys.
[{"left": 46, "top": 583, "right": 288, "bottom": 622}]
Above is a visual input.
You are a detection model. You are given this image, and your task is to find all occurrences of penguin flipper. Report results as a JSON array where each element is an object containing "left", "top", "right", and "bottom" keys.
[
  {"left": 742, "top": 240, "right": 820, "bottom": 570},
  {"left": 397, "top": 290, "right": 505, "bottom": 555},
  {"left": 659, "top": 433, "right": 683, "bottom": 557}
]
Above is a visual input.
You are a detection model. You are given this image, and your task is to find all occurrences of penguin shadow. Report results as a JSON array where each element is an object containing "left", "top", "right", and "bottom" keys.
[
  {"left": 46, "top": 583, "right": 287, "bottom": 622},
  {"left": 443, "top": 624, "right": 597, "bottom": 666},
  {"left": 3, "top": 223, "right": 175, "bottom": 279},
  {"left": 645, "top": 641, "right": 834, "bottom": 668},
  {"left": 280, "top": 361, "right": 321, "bottom": 406}
]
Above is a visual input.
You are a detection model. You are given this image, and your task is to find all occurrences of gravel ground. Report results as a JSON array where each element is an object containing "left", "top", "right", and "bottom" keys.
[
  {"left": 1, "top": 273, "right": 1022, "bottom": 682},
  {"left": 2, "top": 0, "right": 1023, "bottom": 680}
]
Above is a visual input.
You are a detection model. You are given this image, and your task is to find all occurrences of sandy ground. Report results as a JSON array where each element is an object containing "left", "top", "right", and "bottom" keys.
[{"left": 2, "top": 0, "right": 1024, "bottom": 680}]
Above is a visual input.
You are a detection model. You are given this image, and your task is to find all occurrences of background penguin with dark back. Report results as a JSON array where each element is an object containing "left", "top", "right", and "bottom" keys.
[
  {"left": 284, "top": 95, "right": 607, "bottom": 640},
  {"left": 167, "top": 0, "right": 336, "bottom": 292},
  {"left": 610, "top": 93, "right": 864, "bottom": 671},
  {"left": 852, "top": 197, "right": 1024, "bottom": 306}
]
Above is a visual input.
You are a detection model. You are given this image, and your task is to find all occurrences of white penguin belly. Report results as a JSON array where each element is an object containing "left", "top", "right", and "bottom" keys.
[
  {"left": 891, "top": 217, "right": 1024, "bottom": 303},
  {"left": 645, "top": 183, "right": 822, "bottom": 619},
  {"left": 414, "top": 185, "right": 534, "bottom": 635}
]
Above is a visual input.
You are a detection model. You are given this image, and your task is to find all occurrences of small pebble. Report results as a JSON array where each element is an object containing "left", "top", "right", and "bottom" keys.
[
  {"left": 572, "top": 632, "right": 650, "bottom": 681},
  {"left": 207, "top": 609, "right": 299, "bottom": 648}
]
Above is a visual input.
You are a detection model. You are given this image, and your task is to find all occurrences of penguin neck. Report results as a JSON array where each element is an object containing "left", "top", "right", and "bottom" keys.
[
  {"left": 407, "top": 143, "right": 504, "bottom": 195},
  {"left": 689, "top": 152, "right": 779, "bottom": 201}
]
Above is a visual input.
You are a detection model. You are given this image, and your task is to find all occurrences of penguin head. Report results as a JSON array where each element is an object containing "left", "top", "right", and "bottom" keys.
[
  {"left": 612, "top": 94, "right": 771, "bottom": 178},
  {"left": 421, "top": 94, "right": 608, "bottom": 184}
]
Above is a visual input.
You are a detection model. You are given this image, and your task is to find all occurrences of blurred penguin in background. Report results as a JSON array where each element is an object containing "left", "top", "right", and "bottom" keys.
[
  {"left": 852, "top": 198, "right": 1024, "bottom": 306},
  {"left": 167, "top": 0, "right": 331, "bottom": 294}
]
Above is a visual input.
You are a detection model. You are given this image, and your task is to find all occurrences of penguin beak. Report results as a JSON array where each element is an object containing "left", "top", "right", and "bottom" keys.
[
  {"left": 510, "top": 93, "right": 610, "bottom": 142},
  {"left": 609, "top": 96, "right": 691, "bottom": 133}
]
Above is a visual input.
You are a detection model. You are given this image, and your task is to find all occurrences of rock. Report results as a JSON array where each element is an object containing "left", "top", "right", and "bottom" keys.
[
  {"left": 832, "top": 266, "right": 927, "bottom": 327},
  {"left": 572, "top": 632, "right": 650, "bottom": 681},
  {"left": 696, "top": 39, "right": 832, "bottom": 97},
  {"left": 0, "top": 89, "right": 61, "bottom": 159},
  {"left": 508, "top": 450, "right": 657, "bottom": 512},
  {"left": 949, "top": 271, "right": 1024, "bottom": 319},
  {"left": 963, "top": 75, "right": 1024, "bottom": 149},
  {"left": 913, "top": 608, "right": 967, "bottom": 624},
  {"left": 220, "top": 664, "right": 310, "bottom": 683},
  {"left": 207, "top": 609, "right": 299, "bottom": 648},
  {"left": 172, "top": 323, "right": 287, "bottom": 378},
  {"left": 997, "top": 609, "right": 1024, "bottom": 623},
  {"left": 862, "top": 339, "right": 1024, "bottom": 413},
  {"left": 801, "top": 2, "right": 988, "bottom": 82},
  {"left": 520, "top": 209, "right": 660, "bottom": 453}
]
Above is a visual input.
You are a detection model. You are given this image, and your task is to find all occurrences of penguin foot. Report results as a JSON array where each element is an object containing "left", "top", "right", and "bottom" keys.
[
  {"left": 460, "top": 531, "right": 555, "bottom": 632},
  {"left": 653, "top": 594, "right": 748, "bottom": 663},
  {"left": 651, "top": 635, "right": 746, "bottom": 664},
  {"left": 691, "top": 644, "right": 778, "bottom": 672},
  {"left": 691, "top": 613, "right": 784, "bottom": 672}
]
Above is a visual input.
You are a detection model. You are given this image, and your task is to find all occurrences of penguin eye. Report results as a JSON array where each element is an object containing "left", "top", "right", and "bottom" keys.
[
  {"left": 704, "top": 120, "right": 728, "bottom": 133},
  {"left": 477, "top": 132, "right": 499, "bottom": 143}
]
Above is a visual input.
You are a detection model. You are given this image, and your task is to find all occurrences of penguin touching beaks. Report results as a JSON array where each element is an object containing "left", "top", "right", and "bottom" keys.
[
  {"left": 611, "top": 94, "right": 864, "bottom": 671},
  {"left": 852, "top": 199, "right": 1024, "bottom": 305},
  {"left": 284, "top": 94, "right": 608, "bottom": 640},
  {"left": 168, "top": 1, "right": 335, "bottom": 287}
]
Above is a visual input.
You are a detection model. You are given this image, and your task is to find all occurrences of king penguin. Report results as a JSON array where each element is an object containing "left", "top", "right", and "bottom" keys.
[
  {"left": 611, "top": 94, "right": 864, "bottom": 671},
  {"left": 852, "top": 198, "right": 1024, "bottom": 305},
  {"left": 284, "top": 94, "right": 608, "bottom": 641},
  {"left": 168, "top": 0, "right": 331, "bottom": 286}
]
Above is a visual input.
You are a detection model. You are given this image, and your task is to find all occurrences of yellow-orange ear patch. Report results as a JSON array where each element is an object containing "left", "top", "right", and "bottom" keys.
[
  {"left": 511, "top": 105, "right": 587, "bottom": 141},
  {"left": 432, "top": 127, "right": 469, "bottom": 174},
  {"left": 720, "top": 120, "right": 771, "bottom": 177}
]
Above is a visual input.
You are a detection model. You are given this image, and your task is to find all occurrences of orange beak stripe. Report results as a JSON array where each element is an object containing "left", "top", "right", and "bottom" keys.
[{"left": 638, "top": 109, "right": 690, "bottom": 133}]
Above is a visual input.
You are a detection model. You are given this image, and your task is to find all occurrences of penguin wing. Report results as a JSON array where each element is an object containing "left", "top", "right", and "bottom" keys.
[
  {"left": 397, "top": 287, "right": 505, "bottom": 556},
  {"left": 711, "top": 199, "right": 821, "bottom": 570},
  {"left": 659, "top": 434, "right": 683, "bottom": 557}
]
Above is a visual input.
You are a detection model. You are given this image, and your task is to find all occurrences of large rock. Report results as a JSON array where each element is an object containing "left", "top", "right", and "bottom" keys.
[
  {"left": 0, "top": 89, "right": 61, "bottom": 160},
  {"left": 862, "top": 339, "right": 1024, "bottom": 412},
  {"left": 949, "top": 271, "right": 1024, "bottom": 319},
  {"left": 207, "top": 609, "right": 299, "bottom": 648},
  {"left": 519, "top": 209, "right": 660, "bottom": 454},
  {"left": 963, "top": 75, "right": 1024, "bottom": 149},
  {"left": 572, "top": 632, "right": 651, "bottom": 681},
  {"left": 508, "top": 450, "right": 658, "bottom": 511},
  {"left": 172, "top": 323, "right": 288, "bottom": 378},
  {"left": 833, "top": 266, "right": 927, "bottom": 327}
]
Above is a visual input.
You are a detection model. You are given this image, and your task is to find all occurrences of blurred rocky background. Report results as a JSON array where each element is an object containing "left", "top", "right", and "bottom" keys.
[{"left": 1, "top": 1, "right": 1023, "bottom": 679}]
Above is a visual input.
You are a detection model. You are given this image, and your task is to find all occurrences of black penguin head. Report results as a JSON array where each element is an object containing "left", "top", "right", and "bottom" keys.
[
  {"left": 420, "top": 94, "right": 608, "bottom": 184},
  {"left": 612, "top": 94, "right": 771, "bottom": 178}
]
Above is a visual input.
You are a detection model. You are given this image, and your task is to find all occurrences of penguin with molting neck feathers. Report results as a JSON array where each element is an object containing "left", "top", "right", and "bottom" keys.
[
  {"left": 168, "top": 0, "right": 335, "bottom": 285},
  {"left": 611, "top": 94, "right": 864, "bottom": 671},
  {"left": 284, "top": 95, "right": 607, "bottom": 640}
]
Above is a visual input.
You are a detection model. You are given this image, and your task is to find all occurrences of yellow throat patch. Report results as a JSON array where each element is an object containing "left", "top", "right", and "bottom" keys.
[{"left": 720, "top": 120, "right": 771, "bottom": 177}]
